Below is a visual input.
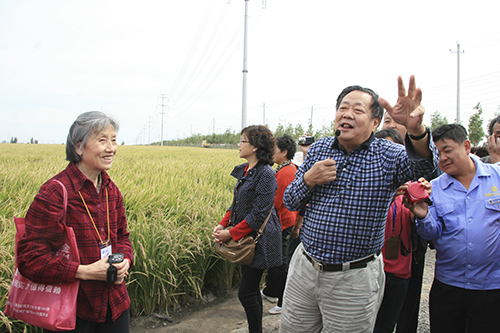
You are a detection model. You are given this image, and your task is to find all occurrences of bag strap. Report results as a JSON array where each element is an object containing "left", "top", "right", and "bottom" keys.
[
  {"left": 52, "top": 180, "right": 69, "bottom": 226},
  {"left": 254, "top": 207, "right": 273, "bottom": 243}
]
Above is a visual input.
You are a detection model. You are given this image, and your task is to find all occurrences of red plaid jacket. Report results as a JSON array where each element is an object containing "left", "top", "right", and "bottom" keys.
[{"left": 17, "top": 162, "right": 133, "bottom": 323}]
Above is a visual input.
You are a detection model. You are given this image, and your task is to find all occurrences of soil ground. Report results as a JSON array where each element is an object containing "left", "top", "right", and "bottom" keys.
[{"left": 131, "top": 249, "right": 436, "bottom": 333}]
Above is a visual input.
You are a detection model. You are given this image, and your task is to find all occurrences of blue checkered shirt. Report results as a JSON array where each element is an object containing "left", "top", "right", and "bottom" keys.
[{"left": 284, "top": 134, "right": 438, "bottom": 264}]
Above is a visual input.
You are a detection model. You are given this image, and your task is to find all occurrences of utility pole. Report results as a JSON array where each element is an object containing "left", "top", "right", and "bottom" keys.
[
  {"left": 241, "top": 0, "right": 249, "bottom": 130},
  {"left": 450, "top": 42, "right": 464, "bottom": 124},
  {"left": 213, "top": 118, "right": 216, "bottom": 134},
  {"left": 158, "top": 94, "right": 169, "bottom": 146},
  {"left": 147, "top": 116, "right": 152, "bottom": 145},
  {"left": 310, "top": 106, "right": 314, "bottom": 126},
  {"left": 262, "top": 103, "right": 266, "bottom": 124}
]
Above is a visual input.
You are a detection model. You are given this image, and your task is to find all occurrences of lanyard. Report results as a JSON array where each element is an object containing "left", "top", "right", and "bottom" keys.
[
  {"left": 78, "top": 187, "right": 110, "bottom": 246},
  {"left": 391, "top": 200, "right": 403, "bottom": 237}
]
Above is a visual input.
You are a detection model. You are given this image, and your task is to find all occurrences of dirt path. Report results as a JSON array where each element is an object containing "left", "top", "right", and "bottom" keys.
[{"left": 131, "top": 249, "right": 436, "bottom": 333}]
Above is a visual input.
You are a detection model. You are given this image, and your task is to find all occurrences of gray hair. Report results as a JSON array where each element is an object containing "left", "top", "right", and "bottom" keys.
[{"left": 66, "top": 111, "right": 120, "bottom": 163}]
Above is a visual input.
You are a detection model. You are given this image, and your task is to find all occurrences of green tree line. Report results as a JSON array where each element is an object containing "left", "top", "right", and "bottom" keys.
[{"left": 155, "top": 104, "right": 499, "bottom": 147}]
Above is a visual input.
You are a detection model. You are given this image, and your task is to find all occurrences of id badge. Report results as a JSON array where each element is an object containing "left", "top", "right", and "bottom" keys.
[
  {"left": 385, "top": 236, "right": 399, "bottom": 260},
  {"left": 99, "top": 241, "right": 112, "bottom": 259}
]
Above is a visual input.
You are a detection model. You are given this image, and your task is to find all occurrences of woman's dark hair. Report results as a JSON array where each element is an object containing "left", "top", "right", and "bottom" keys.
[
  {"left": 375, "top": 128, "right": 404, "bottom": 145},
  {"left": 336, "top": 85, "right": 384, "bottom": 119},
  {"left": 241, "top": 125, "right": 276, "bottom": 166},
  {"left": 473, "top": 146, "right": 488, "bottom": 158},
  {"left": 488, "top": 115, "right": 500, "bottom": 135},
  {"left": 276, "top": 134, "right": 297, "bottom": 160}
]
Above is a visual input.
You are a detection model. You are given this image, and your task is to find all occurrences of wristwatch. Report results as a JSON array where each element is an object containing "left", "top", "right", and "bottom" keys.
[{"left": 408, "top": 127, "right": 430, "bottom": 141}]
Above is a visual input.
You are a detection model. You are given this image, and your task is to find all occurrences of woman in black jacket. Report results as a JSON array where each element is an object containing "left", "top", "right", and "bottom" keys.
[{"left": 212, "top": 125, "right": 282, "bottom": 333}]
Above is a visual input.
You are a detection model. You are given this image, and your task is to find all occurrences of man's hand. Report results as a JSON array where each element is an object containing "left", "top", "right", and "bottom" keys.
[
  {"left": 303, "top": 158, "right": 337, "bottom": 190},
  {"left": 379, "top": 75, "right": 426, "bottom": 136},
  {"left": 402, "top": 178, "right": 431, "bottom": 219},
  {"left": 487, "top": 134, "right": 500, "bottom": 163}
]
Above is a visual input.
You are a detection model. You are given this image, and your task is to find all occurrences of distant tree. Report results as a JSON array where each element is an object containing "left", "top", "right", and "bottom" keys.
[
  {"left": 121, "top": 141, "right": 125, "bottom": 145},
  {"left": 315, "top": 120, "right": 336, "bottom": 139},
  {"left": 430, "top": 111, "right": 448, "bottom": 131},
  {"left": 274, "top": 123, "right": 285, "bottom": 138},
  {"left": 468, "top": 103, "right": 485, "bottom": 146},
  {"left": 293, "top": 123, "right": 305, "bottom": 141},
  {"left": 10, "top": 137, "right": 17, "bottom": 143},
  {"left": 285, "top": 123, "right": 294, "bottom": 136},
  {"left": 307, "top": 121, "right": 314, "bottom": 137}
]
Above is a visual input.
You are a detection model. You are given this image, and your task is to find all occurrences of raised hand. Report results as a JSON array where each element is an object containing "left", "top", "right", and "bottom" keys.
[{"left": 379, "top": 75, "right": 425, "bottom": 134}]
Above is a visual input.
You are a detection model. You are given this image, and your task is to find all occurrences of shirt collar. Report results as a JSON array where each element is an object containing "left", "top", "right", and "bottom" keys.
[
  {"left": 331, "top": 133, "right": 375, "bottom": 152},
  {"left": 66, "top": 162, "right": 112, "bottom": 192},
  {"left": 439, "top": 154, "right": 489, "bottom": 189}
]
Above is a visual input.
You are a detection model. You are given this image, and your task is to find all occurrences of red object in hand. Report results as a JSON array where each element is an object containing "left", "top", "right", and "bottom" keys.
[{"left": 404, "top": 181, "right": 429, "bottom": 204}]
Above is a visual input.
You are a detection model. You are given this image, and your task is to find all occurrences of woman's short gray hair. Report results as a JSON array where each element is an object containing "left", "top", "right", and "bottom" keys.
[{"left": 66, "top": 111, "right": 120, "bottom": 163}]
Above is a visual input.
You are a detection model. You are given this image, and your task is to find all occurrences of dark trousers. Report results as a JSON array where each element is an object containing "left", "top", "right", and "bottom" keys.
[
  {"left": 374, "top": 272, "right": 410, "bottom": 333},
  {"left": 44, "top": 307, "right": 129, "bottom": 333},
  {"left": 430, "top": 278, "right": 500, "bottom": 333},
  {"left": 396, "top": 237, "right": 427, "bottom": 333},
  {"left": 263, "top": 226, "right": 292, "bottom": 307},
  {"left": 239, "top": 265, "right": 265, "bottom": 333}
]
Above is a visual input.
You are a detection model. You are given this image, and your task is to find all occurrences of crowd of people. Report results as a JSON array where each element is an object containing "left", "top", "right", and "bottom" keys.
[{"left": 14, "top": 76, "right": 500, "bottom": 333}]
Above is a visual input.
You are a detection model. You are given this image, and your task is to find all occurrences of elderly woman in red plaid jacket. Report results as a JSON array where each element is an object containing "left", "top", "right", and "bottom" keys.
[{"left": 17, "top": 111, "right": 133, "bottom": 333}]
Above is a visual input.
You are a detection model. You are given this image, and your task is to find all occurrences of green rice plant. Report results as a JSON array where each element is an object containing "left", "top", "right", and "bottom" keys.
[{"left": 0, "top": 144, "right": 243, "bottom": 331}]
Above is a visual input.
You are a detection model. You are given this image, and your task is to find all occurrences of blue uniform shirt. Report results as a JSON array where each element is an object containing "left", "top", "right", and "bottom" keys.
[{"left": 417, "top": 154, "right": 500, "bottom": 290}]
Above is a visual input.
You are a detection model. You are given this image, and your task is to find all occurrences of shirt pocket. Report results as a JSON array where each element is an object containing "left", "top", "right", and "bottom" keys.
[
  {"left": 485, "top": 197, "right": 500, "bottom": 223},
  {"left": 435, "top": 203, "right": 460, "bottom": 233}
]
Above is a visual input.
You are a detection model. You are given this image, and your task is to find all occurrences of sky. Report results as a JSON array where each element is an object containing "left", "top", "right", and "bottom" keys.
[{"left": 1, "top": 0, "right": 500, "bottom": 145}]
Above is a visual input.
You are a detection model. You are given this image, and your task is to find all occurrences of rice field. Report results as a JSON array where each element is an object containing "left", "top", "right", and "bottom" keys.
[{"left": 0, "top": 144, "right": 243, "bottom": 332}]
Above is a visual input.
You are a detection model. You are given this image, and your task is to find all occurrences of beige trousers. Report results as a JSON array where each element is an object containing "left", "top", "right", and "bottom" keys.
[{"left": 280, "top": 243, "right": 385, "bottom": 333}]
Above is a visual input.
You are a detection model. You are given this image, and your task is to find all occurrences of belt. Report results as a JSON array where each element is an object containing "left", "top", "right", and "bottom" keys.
[{"left": 303, "top": 250, "right": 380, "bottom": 272}]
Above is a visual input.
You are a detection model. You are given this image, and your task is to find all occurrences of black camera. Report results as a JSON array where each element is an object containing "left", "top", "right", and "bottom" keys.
[
  {"left": 108, "top": 253, "right": 124, "bottom": 264},
  {"left": 298, "top": 136, "right": 314, "bottom": 146},
  {"left": 106, "top": 253, "right": 124, "bottom": 283}
]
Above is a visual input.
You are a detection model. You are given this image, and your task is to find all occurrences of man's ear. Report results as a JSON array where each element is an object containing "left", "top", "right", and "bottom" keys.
[
  {"left": 372, "top": 118, "right": 382, "bottom": 132},
  {"left": 463, "top": 139, "right": 472, "bottom": 154}
]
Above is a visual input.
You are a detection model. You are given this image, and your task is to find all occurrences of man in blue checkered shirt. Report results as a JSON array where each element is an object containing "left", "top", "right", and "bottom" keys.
[{"left": 280, "top": 76, "right": 439, "bottom": 333}]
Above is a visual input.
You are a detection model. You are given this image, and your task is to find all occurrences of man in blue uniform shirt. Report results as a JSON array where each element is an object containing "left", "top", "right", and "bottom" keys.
[
  {"left": 281, "top": 76, "right": 439, "bottom": 333},
  {"left": 407, "top": 123, "right": 500, "bottom": 333}
]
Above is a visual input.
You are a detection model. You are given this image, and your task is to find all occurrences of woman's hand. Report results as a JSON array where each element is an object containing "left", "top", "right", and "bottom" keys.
[
  {"left": 75, "top": 257, "right": 131, "bottom": 284},
  {"left": 113, "top": 258, "right": 131, "bottom": 285},
  {"left": 212, "top": 225, "right": 232, "bottom": 244},
  {"left": 292, "top": 216, "right": 303, "bottom": 239},
  {"left": 76, "top": 257, "right": 109, "bottom": 281}
]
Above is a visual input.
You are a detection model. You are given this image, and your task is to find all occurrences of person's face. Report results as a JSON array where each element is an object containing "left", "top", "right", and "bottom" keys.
[
  {"left": 382, "top": 114, "right": 407, "bottom": 139},
  {"left": 335, "top": 90, "right": 381, "bottom": 152},
  {"left": 435, "top": 138, "right": 471, "bottom": 177},
  {"left": 238, "top": 134, "right": 256, "bottom": 160},
  {"left": 492, "top": 122, "right": 500, "bottom": 141},
  {"left": 77, "top": 125, "right": 117, "bottom": 174},
  {"left": 273, "top": 145, "right": 287, "bottom": 165}
]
